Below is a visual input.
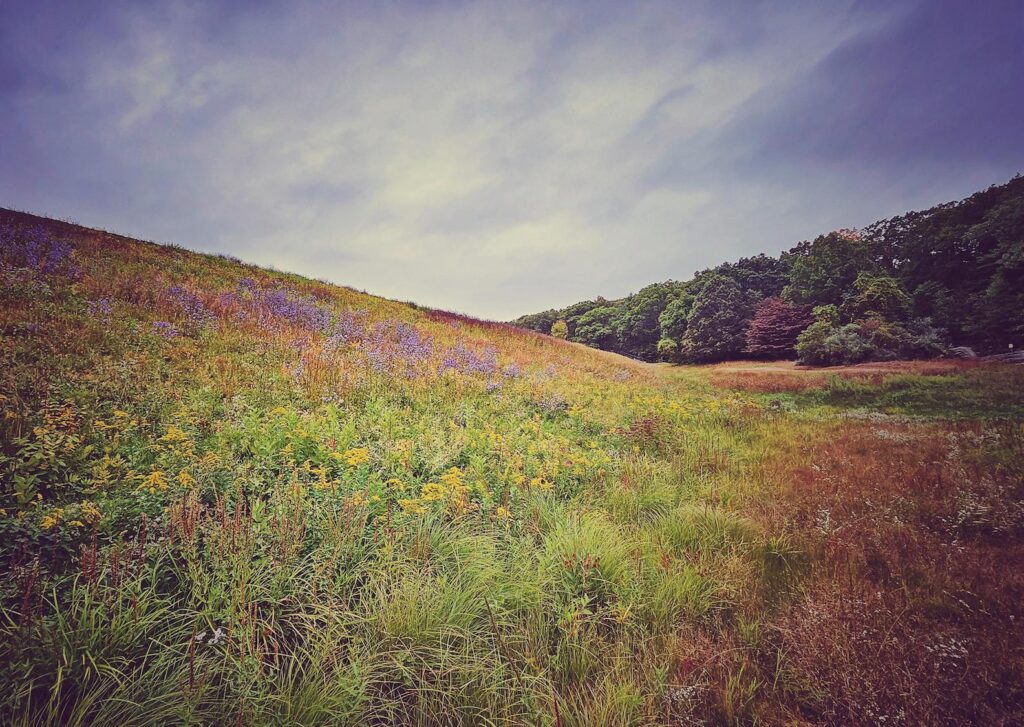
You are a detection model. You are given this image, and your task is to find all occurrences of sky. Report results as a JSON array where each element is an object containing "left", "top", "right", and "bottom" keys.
[{"left": 1, "top": 0, "right": 1022, "bottom": 320}]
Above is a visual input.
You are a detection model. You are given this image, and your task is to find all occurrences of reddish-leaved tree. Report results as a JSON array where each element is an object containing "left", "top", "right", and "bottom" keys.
[{"left": 746, "top": 297, "right": 813, "bottom": 358}]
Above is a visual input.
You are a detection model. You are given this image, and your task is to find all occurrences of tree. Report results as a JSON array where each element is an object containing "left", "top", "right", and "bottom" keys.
[
  {"left": 783, "top": 230, "right": 875, "bottom": 308},
  {"left": 573, "top": 306, "right": 620, "bottom": 351},
  {"left": 512, "top": 309, "right": 559, "bottom": 334},
  {"left": 658, "top": 294, "right": 694, "bottom": 343},
  {"left": 843, "top": 272, "right": 911, "bottom": 322},
  {"left": 550, "top": 320, "right": 568, "bottom": 339},
  {"left": 862, "top": 175, "right": 1024, "bottom": 351},
  {"left": 745, "top": 297, "right": 812, "bottom": 359},
  {"left": 698, "top": 254, "right": 791, "bottom": 300},
  {"left": 679, "top": 276, "right": 752, "bottom": 362},
  {"left": 615, "top": 283, "right": 678, "bottom": 361}
]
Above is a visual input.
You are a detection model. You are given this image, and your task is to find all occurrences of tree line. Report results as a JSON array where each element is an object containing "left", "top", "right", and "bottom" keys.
[{"left": 512, "top": 175, "right": 1024, "bottom": 364}]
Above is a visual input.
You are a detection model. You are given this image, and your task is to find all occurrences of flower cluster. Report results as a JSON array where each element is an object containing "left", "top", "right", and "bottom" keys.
[
  {"left": 168, "top": 285, "right": 215, "bottom": 331},
  {"left": 0, "top": 223, "right": 80, "bottom": 278},
  {"left": 439, "top": 342, "right": 498, "bottom": 376},
  {"left": 87, "top": 298, "right": 113, "bottom": 320},
  {"left": 363, "top": 321, "right": 435, "bottom": 375},
  {"left": 153, "top": 321, "right": 179, "bottom": 339},
  {"left": 332, "top": 447, "right": 370, "bottom": 467},
  {"left": 235, "top": 280, "right": 333, "bottom": 332}
]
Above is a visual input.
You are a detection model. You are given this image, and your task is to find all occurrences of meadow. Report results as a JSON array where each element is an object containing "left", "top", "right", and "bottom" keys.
[{"left": 2, "top": 211, "right": 1022, "bottom": 725}]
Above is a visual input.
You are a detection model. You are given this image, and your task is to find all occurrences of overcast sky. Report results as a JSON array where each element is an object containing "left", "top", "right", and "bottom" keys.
[{"left": 2, "top": 0, "right": 1021, "bottom": 319}]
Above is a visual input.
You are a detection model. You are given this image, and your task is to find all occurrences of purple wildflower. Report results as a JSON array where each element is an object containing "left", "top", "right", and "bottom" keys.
[
  {"left": 153, "top": 321, "right": 179, "bottom": 339},
  {"left": 87, "top": 298, "right": 113, "bottom": 319},
  {"left": 373, "top": 321, "right": 433, "bottom": 374},
  {"left": 168, "top": 285, "right": 215, "bottom": 332},
  {"left": 328, "top": 309, "right": 369, "bottom": 347},
  {"left": 0, "top": 223, "right": 80, "bottom": 279},
  {"left": 438, "top": 342, "right": 498, "bottom": 376},
  {"left": 240, "top": 281, "right": 333, "bottom": 332}
]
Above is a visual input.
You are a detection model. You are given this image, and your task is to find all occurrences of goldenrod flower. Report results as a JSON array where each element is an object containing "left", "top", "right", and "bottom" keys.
[
  {"left": 141, "top": 470, "right": 169, "bottom": 493},
  {"left": 79, "top": 500, "right": 102, "bottom": 524},
  {"left": 161, "top": 426, "right": 189, "bottom": 443},
  {"left": 421, "top": 482, "right": 446, "bottom": 502},
  {"left": 41, "top": 508, "right": 64, "bottom": 530},
  {"left": 398, "top": 498, "right": 426, "bottom": 515},
  {"left": 337, "top": 447, "right": 370, "bottom": 467},
  {"left": 439, "top": 467, "right": 464, "bottom": 488}
]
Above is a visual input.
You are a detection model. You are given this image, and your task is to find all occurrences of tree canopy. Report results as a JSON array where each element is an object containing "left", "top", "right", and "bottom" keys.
[{"left": 511, "top": 175, "right": 1024, "bottom": 363}]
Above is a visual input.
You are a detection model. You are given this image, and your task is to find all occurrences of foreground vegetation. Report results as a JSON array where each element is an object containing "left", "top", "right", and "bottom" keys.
[{"left": 2, "top": 211, "right": 1022, "bottom": 725}]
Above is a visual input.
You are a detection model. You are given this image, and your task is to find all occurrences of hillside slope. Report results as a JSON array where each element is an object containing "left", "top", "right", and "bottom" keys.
[{"left": 2, "top": 210, "right": 1023, "bottom": 725}]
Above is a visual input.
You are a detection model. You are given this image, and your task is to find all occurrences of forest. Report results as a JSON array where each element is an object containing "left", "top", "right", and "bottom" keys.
[{"left": 513, "top": 176, "right": 1024, "bottom": 364}]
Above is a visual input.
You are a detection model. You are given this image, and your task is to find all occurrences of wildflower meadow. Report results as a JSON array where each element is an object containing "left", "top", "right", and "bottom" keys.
[{"left": 2, "top": 210, "right": 1022, "bottom": 725}]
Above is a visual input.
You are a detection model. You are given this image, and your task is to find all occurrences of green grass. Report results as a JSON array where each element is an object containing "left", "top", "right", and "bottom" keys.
[{"left": 2, "top": 215, "right": 1023, "bottom": 724}]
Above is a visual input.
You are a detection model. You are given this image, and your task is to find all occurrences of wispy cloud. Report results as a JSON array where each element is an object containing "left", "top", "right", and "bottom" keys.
[{"left": 1, "top": 0, "right": 1020, "bottom": 318}]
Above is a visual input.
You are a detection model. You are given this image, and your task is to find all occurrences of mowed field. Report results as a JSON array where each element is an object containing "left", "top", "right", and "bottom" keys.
[{"left": 2, "top": 211, "right": 1022, "bottom": 725}]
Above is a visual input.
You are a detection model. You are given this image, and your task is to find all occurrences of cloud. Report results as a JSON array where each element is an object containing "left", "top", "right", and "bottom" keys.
[{"left": 1, "top": 0, "right": 1021, "bottom": 318}]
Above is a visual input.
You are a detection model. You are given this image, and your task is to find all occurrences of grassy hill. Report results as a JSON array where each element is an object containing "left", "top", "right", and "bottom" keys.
[{"left": 2, "top": 209, "right": 1023, "bottom": 725}]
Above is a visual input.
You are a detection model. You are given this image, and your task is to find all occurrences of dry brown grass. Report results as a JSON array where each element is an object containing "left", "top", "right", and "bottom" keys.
[
  {"left": 708, "top": 358, "right": 988, "bottom": 392},
  {"left": 751, "top": 422, "right": 1024, "bottom": 725}
]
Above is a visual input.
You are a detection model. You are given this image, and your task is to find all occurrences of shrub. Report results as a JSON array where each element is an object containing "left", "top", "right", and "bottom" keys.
[
  {"left": 656, "top": 337, "right": 678, "bottom": 362},
  {"left": 550, "top": 319, "right": 568, "bottom": 339}
]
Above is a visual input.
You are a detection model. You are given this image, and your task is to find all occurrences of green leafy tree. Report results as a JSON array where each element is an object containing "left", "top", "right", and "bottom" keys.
[
  {"left": 679, "top": 276, "right": 752, "bottom": 362},
  {"left": 658, "top": 295, "right": 694, "bottom": 343},
  {"left": 615, "top": 283, "right": 679, "bottom": 361},
  {"left": 573, "top": 306, "right": 620, "bottom": 351},
  {"left": 863, "top": 175, "right": 1024, "bottom": 350},
  {"left": 843, "top": 272, "right": 911, "bottom": 322},
  {"left": 512, "top": 309, "right": 559, "bottom": 334},
  {"left": 550, "top": 320, "right": 568, "bottom": 339},
  {"left": 783, "top": 230, "right": 875, "bottom": 308}
]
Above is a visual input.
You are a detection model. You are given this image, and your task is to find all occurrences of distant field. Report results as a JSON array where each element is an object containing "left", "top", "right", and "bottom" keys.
[{"left": 2, "top": 212, "right": 1022, "bottom": 725}]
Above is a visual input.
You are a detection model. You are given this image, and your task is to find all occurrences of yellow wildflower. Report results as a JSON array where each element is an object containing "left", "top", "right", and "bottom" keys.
[
  {"left": 494, "top": 506, "right": 511, "bottom": 520},
  {"left": 337, "top": 447, "right": 370, "bottom": 467},
  {"left": 421, "top": 482, "right": 446, "bottom": 502},
  {"left": 79, "top": 500, "right": 102, "bottom": 525},
  {"left": 41, "top": 508, "right": 64, "bottom": 530},
  {"left": 161, "top": 426, "right": 189, "bottom": 443},
  {"left": 385, "top": 478, "right": 406, "bottom": 491},
  {"left": 399, "top": 498, "right": 426, "bottom": 515},
  {"left": 141, "top": 470, "right": 169, "bottom": 493},
  {"left": 530, "top": 476, "right": 554, "bottom": 492},
  {"left": 177, "top": 469, "right": 197, "bottom": 488},
  {"left": 439, "top": 467, "right": 464, "bottom": 488}
]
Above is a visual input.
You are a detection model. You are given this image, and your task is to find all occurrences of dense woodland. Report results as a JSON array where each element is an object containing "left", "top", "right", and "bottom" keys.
[{"left": 513, "top": 176, "right": 1024, "bottom": 364}]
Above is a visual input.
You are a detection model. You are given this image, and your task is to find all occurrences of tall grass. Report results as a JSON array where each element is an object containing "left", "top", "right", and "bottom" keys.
[{"left": 2, "top": 214, "right": 1022, "bottom": 724}]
